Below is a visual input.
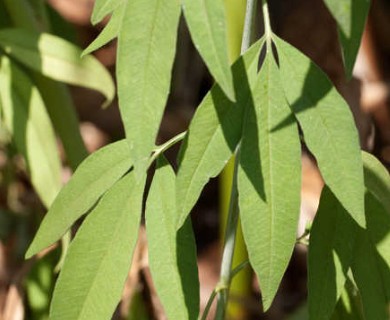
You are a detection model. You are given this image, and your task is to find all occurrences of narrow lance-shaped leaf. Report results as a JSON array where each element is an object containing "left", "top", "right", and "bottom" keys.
[
  {"left": 362, "top": 151, "right": 390, "bottom": 214},
  {"left": 26, "top": 140, "right": 132, "bottom": 258},
  {"left": 83, "top": 8, "right": 124, "bottom": 56},
  {"left": 0, "top": 29, "right": 115, "bottom": 107},
  {"left": 146, "top": 156, "right": 199, "bottom": 320},
  {"left": 323, "top": 0, "right": 370, "bottom": 78},
  {"left": 183, "top": 0, "right": 235, "bottom": 101},
  {"left": 50, "top": 172, "right": 145, "bottom": 320},
  {"left": 238, "top": 51, "right": 301, "bottom": 310},
  {"left": 117, "top": 0, "right": 181, "bottom": 177},
  {"left": 91, "top": 0, "right": 123, "bottom": 25},
  {"left": 308, "top": 186, "right": 357, "bottom": 320},
  {"left": 0, "top": 56, "right": 61, "bottom": 208},
  {"left": 175, "top": 39, "right": 263, "bottom": 228},
  {"left": 274, "top": 35, "right": 365, "bottom": 228}
]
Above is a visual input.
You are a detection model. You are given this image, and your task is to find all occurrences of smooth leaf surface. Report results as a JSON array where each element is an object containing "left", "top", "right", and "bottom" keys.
[
  {"left": 0, "top": 28, "right": 115, "bottom": 106},
  {"left": 26, "top": 140, "right": 132, "bottom": 258},
  {"left": 91, "top": 0, "right": 123, "bottom": 25},
  {"left": 146, "top": 157, "right": 199, "bottom": 320},
  {"left": 362, "top": 151, "right": 390, "bottom": 214},
  {"left": 117, "top": 0, "right": 181, "bottom": 176},
  {"left": 274, "top": 35, "right": 365, "bottom": 228},
  {"left": 323, "top": 0, "right": 370, "bottom": 77},
  {"left": 238, "top": 52, "right": 301, "bottom": 310},
  {"left": 308, "top": 186, "right": 357, "bottom": 320},
  {"left": 83, "top": 8, "right": 124, "bottom": 56},
  {"left": 352, "top": 225, "right": 390, "bottom": 320},
  {"left": 183, "top": 0, "right": 235, "bottom": 100},
  {"left": 0, "top": 56, "right": 61, "bottom": 208},
  {"left": 331, "top": 278, "right": 364, "bottom": 320},
  {"left": 176, "top": 39, "right": 263, "bottom": 228},
  {"left": 50, "top": 172, "right": 145, "bottom": 320}
]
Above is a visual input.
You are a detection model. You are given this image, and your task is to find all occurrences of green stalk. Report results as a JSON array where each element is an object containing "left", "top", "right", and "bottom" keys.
[{"left": 216, "top": 1, "right": 258, "bottom": 319}]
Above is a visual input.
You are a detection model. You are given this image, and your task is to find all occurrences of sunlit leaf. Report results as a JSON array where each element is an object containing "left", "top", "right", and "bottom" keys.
[
  {"left": 0, "top": 55, "right": 61, "bottom": 208},
  {"left": 146, "top": 156, "right": 199, "bottom": 320},
  {"left": 50, "top": 172, "right": 145, "bottom": 320},
  {"left": 183, "top": 0, "right": 235, "bottom": 100},
  {"left": 238, "top": 52, "right": 301, "bottom": 310},
  {"left": 176, "top": 39, "right": 263, "bottom": 228},
  {"left": 83, "top": 8, "right": 124, "bottom": 56},
  {"left": 117, "top": 0, "right": 181, "bottom": 177},
  {"left": 26, "top": 140, "right": 132, "bottom": 258},
  {"left": 0, "top": 28, "right": 115, "bottom": 106},
  {"left": 274, "top": 35, "right": 365, "bottom": 228},
  {"left": 91, "top": 0, "right": 123, "bottom": 25},
  {"left": 323, "top": 0, "right": 370, "bottom": 78},
  {"left": 308, "top": 186, "right": 357, "bottom": 320}
]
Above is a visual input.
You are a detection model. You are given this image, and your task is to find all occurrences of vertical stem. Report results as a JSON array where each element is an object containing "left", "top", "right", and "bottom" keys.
[
  {"left": 215, "top": 1, "right": 258, "bottom": 318},
  {"left": 262, "top": 0, "right": 272, "bottom": 47}
]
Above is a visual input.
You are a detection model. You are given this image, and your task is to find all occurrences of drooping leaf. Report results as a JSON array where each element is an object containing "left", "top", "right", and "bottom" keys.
[
  {"left": 362, "top": 151, "right": 390, "bottom": 214},
  {"left": 308, "top": 186, "right": 357, "bottom": 320},
  {"left": 26, "top": 140, "right": 132, "bottom": 258},
  {"left": 183, "top": 0, "right": 235, "bottom": 101},
  {"left": 175, "top": 39, "right": 263, "bottom": 228},
  {"left": 323, "top": 0, "right": 370, "bottom": 78},
  {"left": 0, "top": 56, "right": 61, "bottom": 208},
  {"left": 237, "top": 52, "right": 301, "bottom": 310},
  {"left": 91, "top": 0, "right": 123, "bottom": 25},
  {"left": 83, "top": 8, "right": 124, "bottom": 56},
  {"left": 0, "top": 28, "right": 115, "bottom": 106},
  {"left": 274, "top": 35, "right": 365, "bottom": 228},
  {"left": 146, "top": 157, "right": 199, "bottom": 320},
  {"left": 117, "top": 0, "right": 181, "bottom": 176},
  {"left": 50, "top": 172, "right": 145, "bottom": 320},
  {"left": 331, "top": 277, "right": 364, "bottom": 320},
  {"left": 352, "top": 223, "right": 390, "bottom": 320}
]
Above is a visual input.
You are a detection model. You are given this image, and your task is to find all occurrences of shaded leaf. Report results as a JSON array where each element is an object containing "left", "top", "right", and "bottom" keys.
[
  {"left": 176, "top": 39, "right": 263, "bottom": 228},
  {"left": 50, "top": 172, "right": 145, "bottom": 320},
  {"left": 308, "top": 186, "right": 357, "bottom": 320},
  {"left": 91, "top": 0, "right": 123, "bottom": 25},
  {"left": 0, "top": 28, "right": 115, "bottom": 106},
  {"left": 146, "top": 157, "right": 199, "bottom": 320},
  {"left": 26, "top": 140, "right": 132, "bottom": 258},
  {"left": 0, "top": 56, "right": 61, "bottom": 208},
  {"left": 362, "top": 151, "right": 390, "bottom": 214},
  {"left": 238, "top": 52, "right": 301, "bottom": 310},
  {"left": 274, "top": 35, "right": 365, "bottom": 228},
  {"left": 83, "top": 8, "right": 124, "bottom": 56},
  {"left": 323, "top": 0, "right": 370, "bottom": 78},
  {"left": 183, "top": 0, "right": 235, "bottom": 100},
  {"left": 331, "top": 277, "right": 364, "bottom": 320},
  {"left": 117, "top": 0, "right": 181, "bottom": 176}
]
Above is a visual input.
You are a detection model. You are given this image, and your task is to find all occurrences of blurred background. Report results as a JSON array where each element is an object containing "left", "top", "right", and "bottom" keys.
[{"left": 0, "top": 0, "right": 389, "bottom": 319}]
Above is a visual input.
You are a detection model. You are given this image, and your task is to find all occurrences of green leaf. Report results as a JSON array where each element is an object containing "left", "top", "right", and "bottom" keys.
[
  {"left": 0, "top": 28, "right": 115, "bottom": 107},
  {"left": 308, "top": 186, "right": 357, "bottom": 320},
  {"left": 352, "top": 223, "right": 390, "bottom": 320},
  {"left": 237, "top": 52, "right": 301, "bottom": 310},
  {"left": 323, "top": 0, "right": 370, "bottom": 78},
  {"left": 331, "top": 277, "right": 364, "bottom": 320},
  {"left": 362, "top": 151, "right": 390, "bottom": 214},
  {"left": 117, "top": 0, "right": 181, "bottom": 176},
  {"left": 91, "top": 0, "right": 123, "bottom": 25},
  {"left": 26, "top": 140, "right": 132, "bottom": 258},
  {"left": 175, "top": 39, "right": 263, "bottom": 228},
  {"left": 83, "top": 8, "right": 124, "bottom": 56},
  {"left": 183, "top": 0, "right": 235, "bottom": 101},
  {"left": 274, "top": 35, "right": 365, "bottom": 228},
  {"left": 0, "top": 56, "right": 61, "bottom": 208},
  {"left": 146, "top": 157, "right": 199, "bottom": 320},
  {"left": 50, "top": 172, "right": 145, "bottom": 320}
]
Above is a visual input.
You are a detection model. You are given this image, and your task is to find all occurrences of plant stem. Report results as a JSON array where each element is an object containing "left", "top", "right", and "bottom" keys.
[
  {"left": 262, "top": 0, "right": 272, "bottom": 44},
  {"left": 214, "top": 1, "right": 258, "bottom": 318}
]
